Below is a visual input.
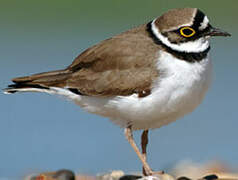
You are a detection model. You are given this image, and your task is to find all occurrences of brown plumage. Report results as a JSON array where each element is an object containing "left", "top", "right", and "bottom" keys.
[
  {"left": 155, "top": 8, "right": 196, "bottom": 32},
  {"left": 8, "top": 24, "right": 160, "bottom": 97}
]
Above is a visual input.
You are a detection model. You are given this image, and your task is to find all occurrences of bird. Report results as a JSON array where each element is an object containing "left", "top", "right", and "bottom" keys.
[{"left": 4, "top": 8, "right": 230, "bottom": 176}]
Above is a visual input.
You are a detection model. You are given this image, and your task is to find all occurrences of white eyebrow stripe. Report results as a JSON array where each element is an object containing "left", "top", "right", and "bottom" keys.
[{"left": 199, "top": 16, "right": 209, "bottom": 30}]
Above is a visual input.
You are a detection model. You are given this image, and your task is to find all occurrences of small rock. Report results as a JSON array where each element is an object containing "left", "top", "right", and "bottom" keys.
[
  {"left": 202, "top": 174, "right": 219, "bottom": 180},
  {"left": 177, "top": 177, "right": 191, "bottom": 180},
  {"left": 119, "top": 175, "right": 142, "bottom": 180},
  {"left": 28, "top": 169, "right": 75, "bottom": 180}
]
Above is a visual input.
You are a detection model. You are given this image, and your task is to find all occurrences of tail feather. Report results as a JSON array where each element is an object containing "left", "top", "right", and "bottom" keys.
[
  {"left": 4, "top": 69, "right": 71, "bottom": 94},
  {"left": 4, "top": 83, "right": 50, "bottom": 94},
  {"left": 12, "top": 69, "right": 70, "bottom": 83}
]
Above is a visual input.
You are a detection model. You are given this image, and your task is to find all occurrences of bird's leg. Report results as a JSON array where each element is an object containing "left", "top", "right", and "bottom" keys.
[
  {"left": 124, "top": 126, "right": 153, "bottom": 176},
  {"left": 141, "top": 129, "right": 149, "bottom": 176}
]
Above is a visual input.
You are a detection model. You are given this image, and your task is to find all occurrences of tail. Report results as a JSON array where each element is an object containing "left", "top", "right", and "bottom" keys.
[{"left": 4, "top": 69, "right": 71, "bottom": 94}]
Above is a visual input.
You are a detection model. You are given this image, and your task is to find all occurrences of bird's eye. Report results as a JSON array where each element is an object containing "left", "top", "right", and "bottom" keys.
[{"left": 180, "top": 27, "right": 196, "bottom": 38}]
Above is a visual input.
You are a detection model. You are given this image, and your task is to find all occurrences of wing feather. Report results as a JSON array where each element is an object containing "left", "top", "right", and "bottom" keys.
[
  {"left": 7, "top": 24, "right": 161, "bottom": 97},
  {"left": 65, "top": 24, "right": 160, "bottom": 96}
]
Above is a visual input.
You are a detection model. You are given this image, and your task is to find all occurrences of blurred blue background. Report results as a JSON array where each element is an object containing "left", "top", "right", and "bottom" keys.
[{"left": 0, "top": 0, "right": 237, "bottom": 179}]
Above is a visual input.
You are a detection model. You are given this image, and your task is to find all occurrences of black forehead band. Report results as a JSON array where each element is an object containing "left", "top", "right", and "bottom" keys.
[{"left": 192, "top": 9, "right": 206, "bottom": 30}]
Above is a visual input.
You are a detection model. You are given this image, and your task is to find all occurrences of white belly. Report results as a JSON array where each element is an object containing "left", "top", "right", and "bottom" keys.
[
  {"left": 53, "top": 51, "right": 212, "bottom": 130},
  {"left": 72, "top": 51, "right": 212, "bottom": 130}
]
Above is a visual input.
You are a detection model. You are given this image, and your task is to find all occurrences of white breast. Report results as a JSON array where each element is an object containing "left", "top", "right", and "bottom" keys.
[{"left": 53, "top": 51, "right": 212, "bottom": 130}]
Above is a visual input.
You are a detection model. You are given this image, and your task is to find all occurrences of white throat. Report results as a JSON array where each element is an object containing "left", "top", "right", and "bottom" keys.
[{"left": 151, "top": 19, "right": 210, "bottom": 53}]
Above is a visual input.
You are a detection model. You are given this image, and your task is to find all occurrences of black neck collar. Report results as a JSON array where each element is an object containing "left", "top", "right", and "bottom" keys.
[{"left": 146, "top": 22, "right": 210, "bottom": 63}]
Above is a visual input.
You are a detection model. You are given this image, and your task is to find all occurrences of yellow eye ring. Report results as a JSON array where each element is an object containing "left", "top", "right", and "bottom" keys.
[{"left": 180, "top": 27, "right": 196, "bottom": 37}]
